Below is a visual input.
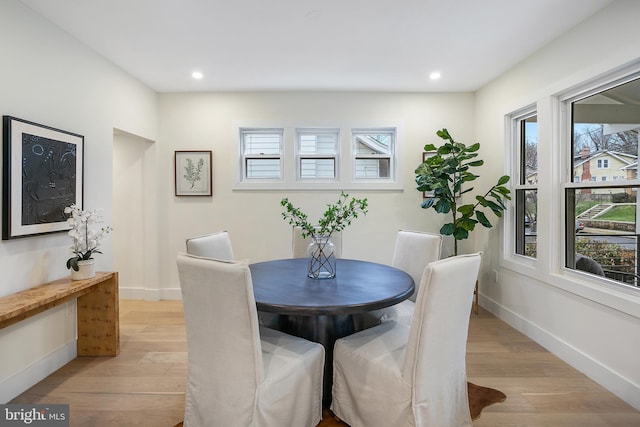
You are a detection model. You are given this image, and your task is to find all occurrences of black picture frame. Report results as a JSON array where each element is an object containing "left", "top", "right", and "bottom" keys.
[{"left": 2, "top": 116, "right": 84, "bottom": 239}]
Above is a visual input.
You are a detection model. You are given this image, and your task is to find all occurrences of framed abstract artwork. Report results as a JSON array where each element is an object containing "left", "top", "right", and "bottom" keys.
[
  {"left": 2, "top": 116, "right": 84, "bottom": 240},
  {"left": 174, "top": 150, "right": 212, "bottom": 196}
]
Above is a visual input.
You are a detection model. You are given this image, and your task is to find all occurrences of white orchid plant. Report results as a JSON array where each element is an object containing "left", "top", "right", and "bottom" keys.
[{"left": 64, "top": 204, "right": 113, "bottom": 271}]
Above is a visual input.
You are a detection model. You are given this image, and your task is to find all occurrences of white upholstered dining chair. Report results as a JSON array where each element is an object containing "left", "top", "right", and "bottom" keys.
[
  {"left": 361, "top": 230, "right": 442, "bottom": 327},
  {"left": 331, "top": 253, "right": 481, "bottom": 427},
  {"left": 292, "top": 226, "right": 342, "bottom": 258},
  {"left": 185, "top": 230, "right": 234, "bottom": 260},
  {"left": 176, "top": 253, "right": 325, "bottom": 427},
  {"left": 187, "top": 230, "right": 280, "bottom": 329}
]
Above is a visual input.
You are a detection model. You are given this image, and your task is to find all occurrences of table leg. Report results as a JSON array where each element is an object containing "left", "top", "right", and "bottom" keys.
[
  {"left": 77, "top": 275, "right": 119, "bottom": 356},
  {"left": 278, "top": 313, "right": 354, "bottom": 404}
]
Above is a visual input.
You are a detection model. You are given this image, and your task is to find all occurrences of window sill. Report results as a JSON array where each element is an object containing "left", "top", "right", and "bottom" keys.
[
  {"left": 232, "top": 181, "right": 405, "bottom": 192},
  {"left": 502, "top": 257, "right": 640, "bottom": 319}
]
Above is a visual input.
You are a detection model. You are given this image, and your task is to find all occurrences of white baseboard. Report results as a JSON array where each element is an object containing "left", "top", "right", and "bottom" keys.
[
  {"left": 118, "top": 286, "right": 182, "bottom": 301},
  {"left": 479, "top": 294, "right": 640, "bottom": 411},
  {"left": 118, "top": 286, "right": 147, "bottom": 300},
  {"left": 0, "top": 341, "right": 76, "bottom": 404},
  {"left": 158, "top": 287, "right": 182, "bottom": 300}
]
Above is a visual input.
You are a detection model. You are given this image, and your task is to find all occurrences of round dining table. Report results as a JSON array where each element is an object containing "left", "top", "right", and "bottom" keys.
[{"left": 250, "top": 257, "right": 414, "bottom": 402}]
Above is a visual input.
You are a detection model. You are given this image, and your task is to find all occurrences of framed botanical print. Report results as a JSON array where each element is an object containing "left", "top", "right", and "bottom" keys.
[{"left": 174, "top": 150, "right": 212, "bottom": 196}]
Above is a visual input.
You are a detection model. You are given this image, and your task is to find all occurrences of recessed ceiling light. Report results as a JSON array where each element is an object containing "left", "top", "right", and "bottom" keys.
[
  {"left": 192, "top": 71, "right": 203, "bottom": 80},
  {"left": 429, "top": 72, "right": 441, "bottom": 80}
]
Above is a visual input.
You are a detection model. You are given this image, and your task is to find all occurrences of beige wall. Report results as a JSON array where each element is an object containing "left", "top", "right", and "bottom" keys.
[
  {"left": 150, "top": 91, "right": 475, "bottom": 298},
  {"left": 0, "top": 0, "right": 157, "bottom": 402},
  {"left": 474, "top": 0, "right": 640, "bottom": 410}
]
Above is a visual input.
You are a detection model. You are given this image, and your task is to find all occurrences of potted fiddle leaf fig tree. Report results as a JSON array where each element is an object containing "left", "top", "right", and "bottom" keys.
[{"left": 415, "top": 128, "right": 511, "bottom": 255}]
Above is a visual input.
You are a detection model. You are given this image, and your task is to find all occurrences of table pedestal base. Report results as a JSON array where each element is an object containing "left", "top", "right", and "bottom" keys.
[{"left": 278, "top": 314, "right": 354, "bottom": 404}]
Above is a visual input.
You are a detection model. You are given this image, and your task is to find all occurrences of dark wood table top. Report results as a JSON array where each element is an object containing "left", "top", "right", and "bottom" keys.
[{"left": 250, "top": 258, "right": 414, "bottom": 316}]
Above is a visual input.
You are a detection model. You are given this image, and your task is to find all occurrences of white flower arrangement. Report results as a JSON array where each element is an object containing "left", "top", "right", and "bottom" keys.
[{"left": 64, "top": 204, "right": 113, "bottom": 271}]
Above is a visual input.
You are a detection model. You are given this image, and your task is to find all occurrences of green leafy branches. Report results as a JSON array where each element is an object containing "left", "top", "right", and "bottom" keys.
[
  {"left": 281, "top": 192, "right": 368, "bottom": 239},
  {"left": 415, "top": 128, "right": 511, "bottom": 254},
  {"left": 184, "top": 158, "right": 204, "bottom": 189}
]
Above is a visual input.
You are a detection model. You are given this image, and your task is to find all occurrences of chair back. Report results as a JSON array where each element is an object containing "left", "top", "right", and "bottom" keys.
[
  {"left": 176, "top": 253, "right": 262, "bottom": 426},
  {"left": 185, "top": 230, "right": 234, "bottom": 260},
  {"left": 392, "top": 230, "right": 442, "bottom": 302},
  {"left": 292, "top": 226, "right": 342, "bottom": 258},
  {"left": 403, "top": 253, "right": 481, "bottom": 426}
]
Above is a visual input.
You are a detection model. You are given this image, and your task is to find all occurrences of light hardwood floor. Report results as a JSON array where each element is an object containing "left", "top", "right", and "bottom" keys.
[{"left": 11, "top": 300, "right": 640, "bottom": 426}]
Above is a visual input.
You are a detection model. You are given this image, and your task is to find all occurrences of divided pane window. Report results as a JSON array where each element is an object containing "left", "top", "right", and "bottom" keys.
[
  {"left": 352, "top": 129, "right": 395, "bottom": 179},
  {"left": 240, "top": 128, "right": 283, "bottom": 180},
  {"left": 296, "top": 129, "right": 339, "bottom": 179},
  {"left": 514, "top": 113, "right": 538, "bottom": 258},
  {"left": 566, "top": 76, "right": 640, "bottom": 288}
]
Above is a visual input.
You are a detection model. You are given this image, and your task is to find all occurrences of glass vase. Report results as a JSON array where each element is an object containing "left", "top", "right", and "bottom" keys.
[{"left": 307, "top": 234, "right": 336, "bottom": 279}]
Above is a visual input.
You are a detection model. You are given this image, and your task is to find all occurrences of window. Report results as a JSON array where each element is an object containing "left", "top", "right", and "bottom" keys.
[
  {"left": 296, "top": 129, "right": 339, "bottom": 180},
  {"left": 240, "top": 128, "right": 283, "bottom": 180},
  {"left": 352, "top": 128, "right": 395, "bottom": 180},
  {"left": 565, "top": 76, "right": 640, "bottom": 288},
  {"left": 236, "top": 125, "right": 400, "bottom": 190},
  {"left": 513, "top": 111, "right": 538, "bottom": 258}
]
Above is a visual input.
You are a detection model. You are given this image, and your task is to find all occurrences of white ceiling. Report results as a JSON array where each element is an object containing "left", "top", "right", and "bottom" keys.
[{"left": 20, "top": 0, "right": 614, "bottom": 93}]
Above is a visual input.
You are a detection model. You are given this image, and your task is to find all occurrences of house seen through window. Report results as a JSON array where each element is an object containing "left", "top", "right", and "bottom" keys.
[
  {"left": 566, "top": 76, "right": 640, "bottom": 288},
  {"left": 352, "top": 129, "right": 395, "bottom": 180}
]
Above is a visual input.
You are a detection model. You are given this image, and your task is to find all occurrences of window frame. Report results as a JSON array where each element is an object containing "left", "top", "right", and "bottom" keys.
[
  {"left": 509, "top": 106, "right": 538, "bottom": 259},
  {"left": 295, "top": 128, "right": 340, "bottom": 182},
  {"left": 562, "top": 71, "right": 640, "bottom": 288},
  {"left": 351, "top": 127, "right": 396, "bottom": 181},
  {"left": 234, "top": 125, "right": 402, "bottom": 191},
  {"left": 239, "top": 127, "right": 284, "bottom": 181},
  {"left": 501, "top": 62, "right": 640, "bottom": 321}
]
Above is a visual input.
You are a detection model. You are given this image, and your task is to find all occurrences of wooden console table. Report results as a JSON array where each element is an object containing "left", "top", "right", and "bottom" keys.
[{"left": 0, "top": 272, "right": 119, "bottom": 356}]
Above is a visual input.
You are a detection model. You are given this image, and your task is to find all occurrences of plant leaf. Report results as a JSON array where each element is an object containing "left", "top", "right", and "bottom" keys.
[
  {"left": 453, "top": 227, "right": 469, "bottom": 240},
  {"left": 458, "top": 217, "right": 478, "bottom": 231},
  {"left": 436, "top": 128, "right": 452, "bottom": 141},
  {"left": 440, "top": 223, "right": 455, "bottom": 235},
  {"left": 457, "top": 204, "right": 475, "bottom": 216},
  {"left": 434, "top": 198, "right": 452, "bottom": 213},
  {"left": 421, "top": 198, "right": 436, "bottom": 209},
  {"left": 467, "top": 142, "right": 480, "bottom": 152},
  {"left": 476, "top": 210, "right": 492, "bottom": 228},
  {"left": 498, "top": 175, "right": 510, "bottom": 185}
]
